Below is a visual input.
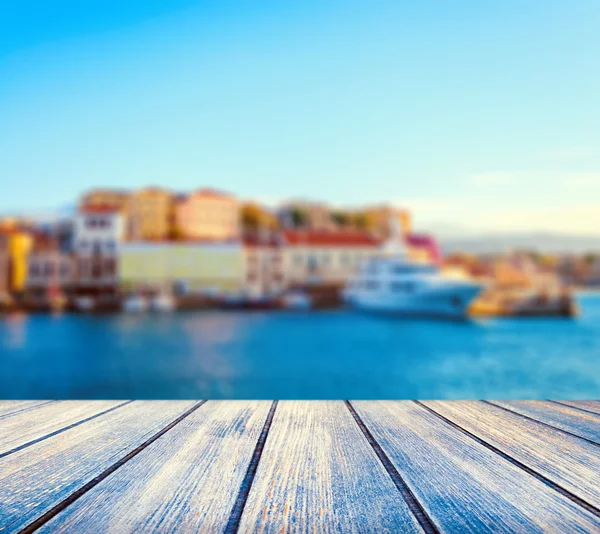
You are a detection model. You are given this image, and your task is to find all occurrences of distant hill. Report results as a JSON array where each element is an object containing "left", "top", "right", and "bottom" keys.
[{"left": 440, "top": 233, "right": 600, "bottom": 255}]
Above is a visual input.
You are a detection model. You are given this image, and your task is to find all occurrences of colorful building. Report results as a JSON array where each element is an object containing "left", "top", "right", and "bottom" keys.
[
  {"left": 175, "top": 189, "right": 240, "bottom": 241},
  {"left": 26, "top": 234, "right": 75, "bottom": 297},
  {"left": 80, "top": 189, "right": 130, "bottom": 213},
  {"left": 118, "top": 242, "right": 245, "bottom": 293},
  {"left": 281, "top": 230, "right": 381, "bottom": 285},
  {"left": 362, "top": 205, "right": 412, "bottom": 238},
  {"left": 405, "top": 234, "right": 441, "bottom": 264},
  {"left": 277, "top": 201, "right": 337, "bottom": 231},
  {"left": 73, "top": 206, "right": 124, "bottom": 295},
  {"left": 243, "top": 234, "right": 285, "bottom": 297},
  {"left": 125, "top": 187, "right": 174, "bottom": 241},
  {"left": 0, "top": 224, "right": 34, "bottom": 294},
  {"left": 0, "top": 231, "right": 9, "bottom": 298}
]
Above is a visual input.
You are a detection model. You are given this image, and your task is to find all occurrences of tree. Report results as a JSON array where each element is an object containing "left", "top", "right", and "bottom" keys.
[
  {"left": 330, "top": 211, "right": 350, "bottom": 227},
  {"left": 241, "top": 203, "right": 278, "bottom": 231},
  {"left": 352, "top": 211, "right": 377, "bottom": 231},
  {"left": 289, "top": 207, "right": 308, "bottom": 228}
]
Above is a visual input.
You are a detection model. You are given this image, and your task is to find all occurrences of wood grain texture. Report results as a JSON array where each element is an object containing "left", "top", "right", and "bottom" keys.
[
  {"left": 0, "top": 401, "right": 125, "bottom": 456},
  {"left": 37, "top": 401, "right": 272, "bottom": 534},
  {"left": 0, "top": 401, "right": 53, "bottom": 419},
  {"left": 491, "top": 401, "right": 600, "bottom": 444},
  {"left": 0, "top": 401, "right": 195, "bottom": 533},
  {"left": 238, "top": 401, "right": 423, "bottom": 533},
  {"left": 422, "top": 401, "right": 600, "bottom": 510},
  {"left": 353, "top": 401, "right": 600, "bottom": 533},
  {"left": 556, "top": 401, "right": 600, "bottom": 416}
]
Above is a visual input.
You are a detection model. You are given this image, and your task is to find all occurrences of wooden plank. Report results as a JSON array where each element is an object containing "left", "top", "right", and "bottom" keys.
[
  {"left": 491, "top": 401, "right": 600, "bottom": 444},
  {"left": 0, "top": 401, "right": 196, "bottom": 533},
  {"left": 35, "top": 401, "right": 272, "bottom": 533},
  {"left": 0, "top": 401, "right": 126, "bottom": 456},
  {"left": 238, "top": 401, "right": 425, "bottom": 533},
  {"left": 422, "top": 401, "right": 600, "bottom": 510},
  {"left": 353, "top": 401, "right": 600, "bottom": 533},
  {"left": 0, "top": 401, "right": 53, "bottom": 419},
  {"left": 556, "top": 401, "right": 600, "bottom": 416}
]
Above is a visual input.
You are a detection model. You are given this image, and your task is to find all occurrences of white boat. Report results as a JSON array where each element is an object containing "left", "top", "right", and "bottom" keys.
[
  {"left": 343, "top": 219, "right": 483, "bottom": 319},
  {"left": 282, "top": 290, "right": 312, "bottom": 310},
  {"left": 150, "top": 293, "right": 175, "bottom": 312},
  {"left": 74, "top": 296, "right": 95, "bottom": 312},
  {"left": 122, "top": 295, "right": 149, "bottom": 313}
]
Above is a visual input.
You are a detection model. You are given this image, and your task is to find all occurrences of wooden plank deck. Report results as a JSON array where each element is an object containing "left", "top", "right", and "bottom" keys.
[{"left": 0, "top": 401, "right": 598, "bottom": 533}]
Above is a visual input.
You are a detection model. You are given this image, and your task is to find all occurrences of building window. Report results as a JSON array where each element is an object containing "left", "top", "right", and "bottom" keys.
[
  {"left": 105, "top": 259, "right": 116, "bottom": 275},
  {"left": 93, "top": 241, "right": 103, "bottom": 255},
  {"left": 60, "top": 264, "right": 70, "bottom": 278},
  {"left": 91, "top": 263, "right": 102, "bottom": 279},
  {"left": 30, "top": 264, "right": 40, "bottom": 277},
  {"left": 45, "top": 262, "right": 54, "bottom": 276},
  {"left": 105, "top": 240, "right": 115, "bottom": 252},
  {"left": 79, "top": 240, "right": 88, "bottom": 251}
]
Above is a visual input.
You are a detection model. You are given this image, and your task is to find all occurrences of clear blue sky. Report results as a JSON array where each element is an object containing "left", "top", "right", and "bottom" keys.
[{"left": 1, "top": 0, "right": 599, "bottom": 235}]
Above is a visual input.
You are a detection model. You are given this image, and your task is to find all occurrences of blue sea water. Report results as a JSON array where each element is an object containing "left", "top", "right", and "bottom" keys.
[{"left": 0, "top": 294, "right": 599, "bottom": 400}]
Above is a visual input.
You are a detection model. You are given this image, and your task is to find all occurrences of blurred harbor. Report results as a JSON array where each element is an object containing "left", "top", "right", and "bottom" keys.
[{"left": 1, "top": 187, "right": 597, "bottom": 318}]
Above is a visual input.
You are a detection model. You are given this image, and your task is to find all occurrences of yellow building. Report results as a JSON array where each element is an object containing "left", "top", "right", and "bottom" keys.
[
  {"left": 119, "top": 243, "right": 245, "bottom": 292},
  {"left": 0, "top": 224, "right": 34, "bottom": 293},
  {"left": 126, "top": 188, "right": 174, "bottom": 241},
  {"left": 175, "top": 189, "right": 240, "bottom": 240}
]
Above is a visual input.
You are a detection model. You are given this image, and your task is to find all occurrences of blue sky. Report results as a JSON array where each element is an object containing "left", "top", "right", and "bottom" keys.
[{"left": 1, "top": 0, "right": 600, "bottom": 235}]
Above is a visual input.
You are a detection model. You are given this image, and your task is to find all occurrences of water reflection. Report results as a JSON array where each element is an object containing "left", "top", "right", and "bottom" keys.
[{"left": 0, "top": 295, "right": 599, "bottom": 399}]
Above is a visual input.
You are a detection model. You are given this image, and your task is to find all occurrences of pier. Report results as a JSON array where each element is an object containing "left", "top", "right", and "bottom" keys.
[{"left": 1, "top": 400, "right": 599, "bottom": 532}]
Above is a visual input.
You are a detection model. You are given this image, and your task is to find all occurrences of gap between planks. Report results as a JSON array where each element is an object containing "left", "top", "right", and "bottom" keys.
[
  {"left": 415, "top": 401, "right": 600, "bottom": 519},
  {"left": 18, "top": 401, "right": 207, "bottom": 534}
]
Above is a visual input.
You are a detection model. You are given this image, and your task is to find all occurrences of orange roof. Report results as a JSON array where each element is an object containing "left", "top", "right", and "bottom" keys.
[
  {"left": 282, "top": 230, "right": 381, "bottom": 247},
  {"left": 80, "top": 205, "right": 120, "bottom": 214},
  {"left": 192, "top": 188, "right": 234, "bottom": 199}
]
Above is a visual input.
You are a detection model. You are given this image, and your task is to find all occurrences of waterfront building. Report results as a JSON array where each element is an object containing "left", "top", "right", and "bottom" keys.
[
  {"left": 361, "top": 205, "right": 412, "bottom": 238},
  {"left": 125, "top": 187, "right": 174, "bottom": 241},
  {"left": 243, "top": 233, "right": 285, "bottom": 297},
  {"left": 73, "top": 206, "right": 124, "bottom": 295},
  {"left": 175, "top": 189, "right": 240, "bottom": 241},
  {"left": 281, "top": 230, "right": 381, "bottom": 285},
  {"left": 25, "top": 234, "right": 75, "bottom": 298},
  {"left": 277, "top": 201, "right": 336, "bottom": 231},
  {"left": 405, "top": 233, "right": 441, "bottom": 264},
  {"left": 118, "top": 242, "right": 245, "bottom": 294},
  {"left": 80, "top": 189, "right": 130, "bottom": 213},
  {"left": 0, "top": 223, "right": 34, "bottom": 294},
  {"left": 0, "top": 231, "right": 9, "bottom": 298}
]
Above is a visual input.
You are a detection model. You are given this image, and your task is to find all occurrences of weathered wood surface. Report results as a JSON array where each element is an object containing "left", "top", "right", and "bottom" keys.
[
  {"left": 422, "top": 401, "right": 600, "bottom": 509},
  {"left": 0, "top": 400, "right": 127, "bottom": 457},
  {"left": 239, "top": 401, "right": 422, "bottom": 533},
  {"left": 556, "top": 400, "right": 600, "bottom": 416},
  {"left": 491, "top": 400, "right": 600, "bottom": 444},
  {"left": 353, "top": 401, "right": 600, "bottom": 533},
  {"left": 1, "top": 401, "right": 599, "bottom": 534},
  {"left": 0, "top": 401, "right": 196, "bottom": 533},
  {"left": 0, "top": 401, "right": 53, "bottom": 420},
  {"left": 38, "top": 402, "right": 272, "bottom": 534}
]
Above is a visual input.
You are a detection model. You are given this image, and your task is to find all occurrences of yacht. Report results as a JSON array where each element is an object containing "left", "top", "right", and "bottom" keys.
[{"left": 343, "top": 222, "right": 484, "bottom": 319}]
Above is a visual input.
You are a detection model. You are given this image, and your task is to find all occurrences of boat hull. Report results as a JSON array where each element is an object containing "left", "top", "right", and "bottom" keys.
[{"left": 344, "top": 282, "right": 482, "bottom": 319}]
